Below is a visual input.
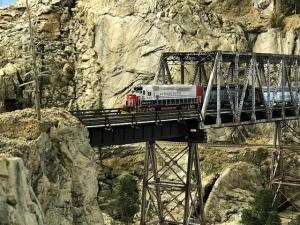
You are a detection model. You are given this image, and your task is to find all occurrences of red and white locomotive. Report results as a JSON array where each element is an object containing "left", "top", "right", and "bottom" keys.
[{"left": 125, "top": 84, "right": 204, "bottom": 111}]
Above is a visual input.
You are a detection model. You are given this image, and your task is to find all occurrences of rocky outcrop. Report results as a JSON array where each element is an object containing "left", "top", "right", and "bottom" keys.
[
  {"left": 0, "top": 108, "right": 104, "bottom": 225},
  {"left": 0, "top": 2, "right": 76, "bottom": 111},
  {"left": 254, "top": 15, "right": 300, "bottom": 54},
  {"left": 0, "top": 157, "right": 43, "bottom": 225},
  {"left": 204, "top": 162, "right": 264, "bottom": 224}
]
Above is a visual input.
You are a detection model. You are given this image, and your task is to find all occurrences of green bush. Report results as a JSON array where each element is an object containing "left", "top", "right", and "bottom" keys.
[
  {"left": 266, "top": 211, "right": 281, "bottom": 225},
  {"left": 241, "top": 189, "right": 281, "bottom": 225},
  {"left": 288, "top": 215, "right": 300, "bottom": 225},
  {"left": 114, "top": 173, "right": 139, "bottom": 223}
]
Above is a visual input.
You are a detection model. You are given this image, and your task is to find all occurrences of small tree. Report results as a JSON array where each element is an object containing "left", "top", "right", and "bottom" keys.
[
  {"left": 266, "top": 211, "right": 281, "bottom": 225},
  {"left": 241, "top": 189, "right": 281, "bottom": 225},
  {"left": 114, "top": 173, "right": 139, "bottom": 224},
  {"left": 26, "top": 0, "right": 41, "bottom": 120}
]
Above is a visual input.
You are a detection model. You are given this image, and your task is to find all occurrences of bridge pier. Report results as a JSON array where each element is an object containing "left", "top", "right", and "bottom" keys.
[
  {"left": 140, "top": 140, "right": 205, "bottom": 225},
  {"left": 271, "top": 121, "right": 300, "bottom": 211}
]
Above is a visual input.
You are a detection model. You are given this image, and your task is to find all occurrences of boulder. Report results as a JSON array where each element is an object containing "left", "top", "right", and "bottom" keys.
[{"left": 204, "top": 162, "right": 264, "bottom": 224}]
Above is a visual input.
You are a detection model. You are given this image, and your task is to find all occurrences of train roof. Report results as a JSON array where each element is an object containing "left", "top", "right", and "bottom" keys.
[{"left": 138, "top": 84, "right": 197, "bottom": 88}]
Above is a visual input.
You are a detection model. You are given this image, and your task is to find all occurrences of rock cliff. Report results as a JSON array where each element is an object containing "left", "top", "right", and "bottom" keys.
[{"left": 0, "top": 108, "right": 105, "bottom": 225}]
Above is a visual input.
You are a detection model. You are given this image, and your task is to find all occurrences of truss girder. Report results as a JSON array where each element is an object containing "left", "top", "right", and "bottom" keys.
[{"left": 154, "top": 51, "right": 300, "bottom": 129}]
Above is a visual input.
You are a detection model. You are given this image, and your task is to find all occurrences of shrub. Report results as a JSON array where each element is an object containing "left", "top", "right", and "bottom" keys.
[
  {"left": 114, "top": 173, "right": 139, "bottom": 223},
  {"left": 241, "top": 189, "right": 281, "bottom": 225},
  {"left": 266, "top": 211, "right": 281, "bottom": 225}
]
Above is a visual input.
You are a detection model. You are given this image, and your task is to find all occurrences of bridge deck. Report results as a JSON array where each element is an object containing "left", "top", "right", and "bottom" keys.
[{"left": 72, "top": 105, "right": 298, "bottom": 147}]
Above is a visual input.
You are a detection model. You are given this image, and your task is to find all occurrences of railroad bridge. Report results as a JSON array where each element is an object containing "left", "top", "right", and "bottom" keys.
[{"left": 72, "top": 51, "right": 300, "bottom": 225}]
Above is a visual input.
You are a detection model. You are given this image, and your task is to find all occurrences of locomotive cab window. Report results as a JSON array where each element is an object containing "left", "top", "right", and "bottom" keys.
[
  {"left": 134, "top": 86, "right": 143, "bottom": 94},
  {"left": 134, "top": 87, "right": 142, "bottom": 91},
  {"left": 147, "top": 92, "right": 151, "bottom": 96},
  {"left": 143, "top": 90, "right": 146, "bottom": 95}
]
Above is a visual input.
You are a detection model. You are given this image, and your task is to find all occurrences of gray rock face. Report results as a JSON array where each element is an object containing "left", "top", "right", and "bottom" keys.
[
  {"left": 79, "top": 0, "right": 248, "bottom": 108},
  {"left": 0, "top": 157, "right": 43, "bottom": 225},
  {"left": 0, "top": 108, "right": 105, "bottom": 225},
  {"left": 254, "top": 16, "right": 300, "bottom": 54},
  {"left": 204, "top": 162, "right": 264, "bottom": 224},
  {"left": 0, "top": 2, "right": 76, "bottom": 110}
]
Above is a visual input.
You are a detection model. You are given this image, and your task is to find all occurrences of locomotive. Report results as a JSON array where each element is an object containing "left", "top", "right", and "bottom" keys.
[
  {"left": 125, "top": 84, "right": 203, "bottom": 111},
  {"left": 124, "top": 84, "right": 300, "bottom": 111}
]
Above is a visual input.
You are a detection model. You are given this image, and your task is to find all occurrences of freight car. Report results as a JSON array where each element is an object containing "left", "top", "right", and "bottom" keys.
[
  {"left": 207, "top": 85, "right": 257, "bottom": 107},
  {"left": 261, "top": 87, "right": 300, "bottom": 104}
]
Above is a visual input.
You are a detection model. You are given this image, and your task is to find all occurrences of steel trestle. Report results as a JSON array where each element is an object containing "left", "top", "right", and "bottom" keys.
[
  {"left": 271, "top": 121, "right": 300, "bottom": 211},
  {"left": 141, "top": 141, "right": 205, "bottom": 225}
]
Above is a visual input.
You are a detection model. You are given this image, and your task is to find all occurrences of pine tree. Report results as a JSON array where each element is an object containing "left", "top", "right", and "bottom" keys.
[
  {"left": 253, "top": 189, "right": 275, "bottom": 222},
  {"left": 241, "top": 209, "right": 261, "bottom": 225},
  {"left": 266, "top": 211, "right": 281, "bottom": 225},
  {"left": 241, "top": 189, "right": 281, "bottom": 225},
  {"left": 114, "top": 173, "right": 139, "bottom": 223}
]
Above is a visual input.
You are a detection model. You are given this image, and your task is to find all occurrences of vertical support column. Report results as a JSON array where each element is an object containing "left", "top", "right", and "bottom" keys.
[
  {"left": 161, "top": 61, "right": 166, "bottom": 85},
  {"left": 191, "top": 142, "right": 205, "bottom": 224},
  {"left": 141, "top": 141, "right": 164, "bottom": 225},
  {"left": 296, "top": 61, "right": 300, "bottom": 116},
  {"left": 183, "top": 143, "right": 194, "bottom": 225},
  {"left": 149, "top": 142, "right": 164, "bottom": 224},
  {"left": 251, "top": 56, "right": 256, "bottom": 122},
  {"left": 234, "top": 54, "right": 239, "bottom": 122},
  {"left": 216, "top": 56, "right": 222, "bottom": 126},
  {"left": 271, "top": 121, "right": 284, "bottom": 206},
  {"left": 184, "top": 141, "right": 205, "bottom": 225},
  {"left": 181, "top": 59, "right": 185, "bottom": 84},
  {"left": 255, "top": 60, "right": 267, "bottom": 119},
  {"left": 281, "top": 60, "right": 286, "bottom": 119},
  {"left": 192, "top": 62, "right": 200, "bottom": 84},
  {"left": 267, "top": 59, "right": 272, "bottom": 120},
  {"left": 140, "top": 143, "right": 150, "bottom": 225},
  {"left": 198, "top": 62, "right": 202, "bottom": 84}
]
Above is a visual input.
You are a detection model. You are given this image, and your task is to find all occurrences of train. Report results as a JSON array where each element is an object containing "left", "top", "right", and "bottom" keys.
[{"left": 124, "top": 84, "right": 300, "bottom": 111}]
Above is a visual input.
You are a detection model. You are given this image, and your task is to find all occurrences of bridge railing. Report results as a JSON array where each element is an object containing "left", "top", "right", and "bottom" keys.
[{"left": 71, "top": 108, "right": 201, "bottom": 128}]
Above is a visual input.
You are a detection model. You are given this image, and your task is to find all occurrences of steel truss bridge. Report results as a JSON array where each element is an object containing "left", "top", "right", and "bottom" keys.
[{"left": 72, "top": 51, "right": 300, "bottom": 225}]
